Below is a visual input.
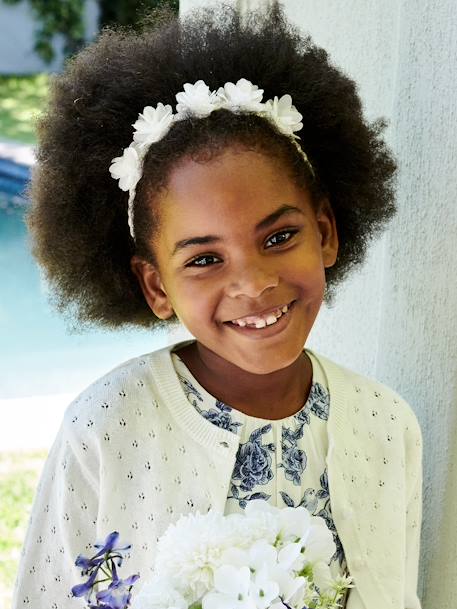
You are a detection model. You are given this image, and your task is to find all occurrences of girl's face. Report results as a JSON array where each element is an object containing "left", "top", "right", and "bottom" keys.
[{"left": 132, "top": 146, "right": 338, "bottom": 375}]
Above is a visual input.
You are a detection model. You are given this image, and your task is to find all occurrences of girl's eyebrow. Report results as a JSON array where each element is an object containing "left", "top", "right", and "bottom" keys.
[{"left": 171, "top": 204, "right": 304, "bottom": 256}]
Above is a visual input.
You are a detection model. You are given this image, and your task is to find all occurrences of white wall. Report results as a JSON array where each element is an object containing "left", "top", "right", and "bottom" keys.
[
  {"left": 372, "top": 2, "right": 457, "bottom": 606},
  {"left": 0, "top": 0, "right": 99, "bottom": 74},
  {"left": 179, "top": 1, "right": 457, "bottom": 607}
]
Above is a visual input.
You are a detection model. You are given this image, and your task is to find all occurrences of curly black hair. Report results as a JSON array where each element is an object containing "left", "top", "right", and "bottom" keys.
[{"left": 27, "top": 2, "right": 397, "bottom": 332}]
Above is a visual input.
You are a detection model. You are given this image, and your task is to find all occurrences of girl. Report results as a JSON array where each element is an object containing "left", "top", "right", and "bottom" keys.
[{"left": 12, "top": 4, "right": 422, "bottom": 609}]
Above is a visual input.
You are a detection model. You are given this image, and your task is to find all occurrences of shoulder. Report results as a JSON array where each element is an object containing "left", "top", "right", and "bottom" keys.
[
  {"left": 61, "top": 345, "right": 173, "bottom": 445},
  {"left": 308, "top": 348, "right": 422, "bottom": 445}
]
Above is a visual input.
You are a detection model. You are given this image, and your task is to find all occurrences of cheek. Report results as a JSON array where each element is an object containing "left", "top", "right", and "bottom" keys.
[
  {"left": 299, "top": 275, "right": 326, "bottom": 306},
  {"left": 171, "top": 278, "right": 218, "bottom": 319},
  {"left": 290, "top": 248, "right": 326, "bottom": 286}
]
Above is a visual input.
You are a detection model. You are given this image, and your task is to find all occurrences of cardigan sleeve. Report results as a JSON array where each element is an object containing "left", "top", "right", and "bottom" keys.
[
  {"left": 404, "top": 409, "right": 423, "bottom": 609},
  {"left": 11, "top": 406, "right": 100, "bottom": 609}
]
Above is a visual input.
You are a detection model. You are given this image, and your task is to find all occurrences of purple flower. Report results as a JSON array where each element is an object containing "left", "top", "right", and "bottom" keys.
[
  {"left": 71, "top": 531, "right": 139, "bottom": 608},
  {"left": 72, "top": 568, "right": 100, "bottom": 600},
  {"left": 75, "top": 554, "right": 105, "bottom": 575},
  {"left": 93, "top": 575, "right": 141, "bottom": 609},
  {"left": 92, "top": 531, "right": 132, "bottom": 568}
]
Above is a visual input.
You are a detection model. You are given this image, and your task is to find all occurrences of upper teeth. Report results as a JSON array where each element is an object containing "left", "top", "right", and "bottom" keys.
[{"left": 231, "top": 303, "right": 290, "bottom": 328}]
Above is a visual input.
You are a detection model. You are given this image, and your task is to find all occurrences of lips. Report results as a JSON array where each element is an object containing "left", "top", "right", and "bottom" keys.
[
  {"left": 223, "top": 300, "right": 295, "bottom": 324},
  {"left": 225, "top": 299, "right": 296, "bottom": 337}
]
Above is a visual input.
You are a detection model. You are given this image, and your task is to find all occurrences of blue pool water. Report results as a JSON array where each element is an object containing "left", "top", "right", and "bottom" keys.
[{"left": 0, "top": 157, "right": 173, "bottom": 400}]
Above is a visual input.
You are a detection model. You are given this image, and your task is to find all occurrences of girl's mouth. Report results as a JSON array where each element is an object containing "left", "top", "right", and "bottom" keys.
[{"left": 223, "top": 300, "right": 296, "bottom": 338}]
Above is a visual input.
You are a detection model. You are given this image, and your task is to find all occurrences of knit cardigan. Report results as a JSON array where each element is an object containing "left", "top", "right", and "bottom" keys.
[{"left": 12, "top": 340, "right": 423, "bottom": 609}]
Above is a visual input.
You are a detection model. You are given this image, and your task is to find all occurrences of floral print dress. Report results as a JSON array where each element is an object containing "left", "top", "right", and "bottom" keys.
[{"left": 171, "top": 347, "right": 351, "bottom": 606}]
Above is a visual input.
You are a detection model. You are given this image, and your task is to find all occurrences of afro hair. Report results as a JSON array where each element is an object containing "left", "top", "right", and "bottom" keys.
[{"left": 26, "top": 2, "right": 397, "bottom": 332}]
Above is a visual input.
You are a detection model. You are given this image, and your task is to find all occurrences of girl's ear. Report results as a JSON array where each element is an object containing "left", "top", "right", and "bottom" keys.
[
  {"left": 316, "top": 197, "right": 339, "bottom": 268},
  {"left": 130, "top": 256, "right": 175, "bottom": 320}
]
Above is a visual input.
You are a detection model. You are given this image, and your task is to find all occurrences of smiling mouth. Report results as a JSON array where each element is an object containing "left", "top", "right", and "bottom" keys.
[{"left": 223, "top": 300, "right": 296, "bottom": 329}]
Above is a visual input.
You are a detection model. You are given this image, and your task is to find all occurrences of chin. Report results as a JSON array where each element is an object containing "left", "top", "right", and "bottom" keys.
[{"left": 235, "top": 346, "right": 305, "bottom": 375}]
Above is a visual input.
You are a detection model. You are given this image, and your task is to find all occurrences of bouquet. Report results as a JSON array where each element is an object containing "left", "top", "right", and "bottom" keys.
[
  {"left": 72, "top": 500, "right": 353, "bottom": 609},
  {"left": 132, "top": 500, "right": 353, "bottom": 609}
]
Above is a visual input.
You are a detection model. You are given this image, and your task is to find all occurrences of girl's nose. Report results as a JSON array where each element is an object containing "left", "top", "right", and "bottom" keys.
[{"left": 224, "top": 260, "right": 279, "bottom": 299}]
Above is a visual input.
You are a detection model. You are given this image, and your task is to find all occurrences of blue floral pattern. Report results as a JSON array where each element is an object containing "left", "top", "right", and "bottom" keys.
[
  {"left": 232, "top": 425, "right": 275, "bottom": 492},
  {"left": 310, "top": 382, "right": 330, "bottom": 420},
  {"left": 171, "top": 350, "right": 348, "bottom": 578},
  {"left": 177, "top": 373, "right": 204, "bottom": 407},
  {"left": 177, "top": 378, "right": 243, "bottom": 434}
]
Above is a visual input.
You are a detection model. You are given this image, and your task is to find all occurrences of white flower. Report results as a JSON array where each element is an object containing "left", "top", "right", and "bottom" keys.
[
  {"left": 220, "top": 539, "right": 277, "bottom": 574},
  {"left": 244, "top": 499, "right": 279, "bottom": 519},
  {"left": 242, "top": 499, "right": 281, "bottom": 546},
  {"left": 334, "top": 572, "right": 355, "bottom": 588},
  {"left": 268, "top": 563, "right": 308, "bottom": 605},
  {"left": 109, "top": 144, "right": 142, "bottom": 192},
  {"left": 155, "top": 509, "right": 243, "bottom": 602},
  {"left": 218, "top": 546, "right": 250, "bottom": 569},
  {"left": 216, "top": 78, "right": 264, "bottom": 112},
  {"left": 278, "top": 506, "right": 311, "bottom": 543},
  {"left": 130, "top": 576, "right": 187, "bottom": 609},
  {"left": 202, "top": 564, "right": 256, "bottom": 609},
  {"left": 311, "top": 561, "right": 335, "bottom": 595},
  {"left": 132, "top": 103, "right": 174, "bottom": 147},
  {"left": 300, "top": 516, "right": 336, "bottom": 565},
  {"left": 277, "top": 542, "right": 303, "bottom": 572},
  {"left": 247, "top": 539, "right": 278, "bottom": 572},
  {"left": 288, "top": 576, "right": 314, "bottom": 609},
  {"left": 331, "top": 572, "right": 356, "bottom": 593},
  {"left": 249, "top": 565, "right": 280, "bottom": 609},
  {"left": 139, "top": 504, "right": 348, "bottom": 609},
  {"left": 263, "top": 94, "right": 303, "bottom": 136},
  {"left": 221, "top": 538, "right": 305, "bottom": 608},
  {"left": 176, "top": 80, "right": 220, "bottom": 118}
]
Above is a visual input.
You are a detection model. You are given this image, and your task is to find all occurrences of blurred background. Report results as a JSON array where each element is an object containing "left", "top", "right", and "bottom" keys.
[
  {"left": 0, "top": 1, "right": 182, "bottom": 606},
  {"left": 1, "top": 1, "right": 456, "bottom": 608}
]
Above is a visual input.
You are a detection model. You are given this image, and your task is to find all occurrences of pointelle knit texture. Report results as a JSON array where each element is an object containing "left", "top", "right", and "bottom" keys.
[{"left": 12, "top": 339, "right": 423, "bottom": 609}]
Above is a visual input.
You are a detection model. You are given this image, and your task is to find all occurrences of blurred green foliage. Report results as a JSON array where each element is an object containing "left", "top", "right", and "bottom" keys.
[
  {"left": 0, "top": 73, "right": 49, "bottom": 144},
  {"left": 1, "top": 0, "right": 179, "bottom": 64},
  {"left": 2, "top": 0, "right": 86, "bottom": 63},
  {"left": 0, "top": 450, "right": 48, "bottom": 608}
]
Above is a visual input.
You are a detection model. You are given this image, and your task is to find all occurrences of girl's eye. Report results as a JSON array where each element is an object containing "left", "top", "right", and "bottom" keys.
[
  {"left": 184, "top": 229, "right": 298, "bottom": 268},
  {"left": 265, "top": 229, "right": 298, "bottom": 247},
  {"left": 185, "top": 254, "right": 221, "bottom": 268}
]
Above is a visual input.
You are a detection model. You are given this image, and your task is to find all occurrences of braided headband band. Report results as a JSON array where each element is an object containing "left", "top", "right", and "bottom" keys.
[{"left": 109, "top": 78, "right": 314, "bottom": 240}]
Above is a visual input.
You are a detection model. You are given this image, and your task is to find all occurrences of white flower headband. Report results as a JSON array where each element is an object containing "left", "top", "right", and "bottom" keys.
[{"left": 109, "top": 78, "right": 314, "bottom": 240}]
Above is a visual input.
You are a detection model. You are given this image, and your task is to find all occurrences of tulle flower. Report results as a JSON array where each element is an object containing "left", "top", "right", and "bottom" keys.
[
  {"left": 176, "top": 80, "right": 220, "bottom": 117},
  {"left": 109, "top": 144, "right": 142, "bottom": 192},
  {"left": 263, "top": 95, "right": 303, "bottom": 136},
  {"left": 216, "top": 78, "right": 264, "bottom": 112},
  {"left": 132, "top": 103, "right": 174, "bottom": 147},
  {"left": 109, "top": 79, "right": 314, "bottom": 241}
]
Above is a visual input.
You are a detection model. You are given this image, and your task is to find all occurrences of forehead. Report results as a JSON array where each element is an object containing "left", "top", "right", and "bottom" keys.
[{"left": 156, "top": 147, "right": 314, "bottom": 234}]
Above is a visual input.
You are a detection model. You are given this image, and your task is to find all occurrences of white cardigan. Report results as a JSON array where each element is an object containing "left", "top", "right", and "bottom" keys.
[{"left": 12, "top": 341, "right": 423, "bottom": 609}]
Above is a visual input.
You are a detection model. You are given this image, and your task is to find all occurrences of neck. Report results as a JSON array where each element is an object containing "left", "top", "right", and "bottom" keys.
[{"left": 174, "top": 340, "right": 312, "bottom": 420}]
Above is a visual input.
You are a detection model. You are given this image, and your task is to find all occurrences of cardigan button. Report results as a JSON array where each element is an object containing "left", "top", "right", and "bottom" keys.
[{"left": 219, "top": 441, "right": 229, "bottom": 448}]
